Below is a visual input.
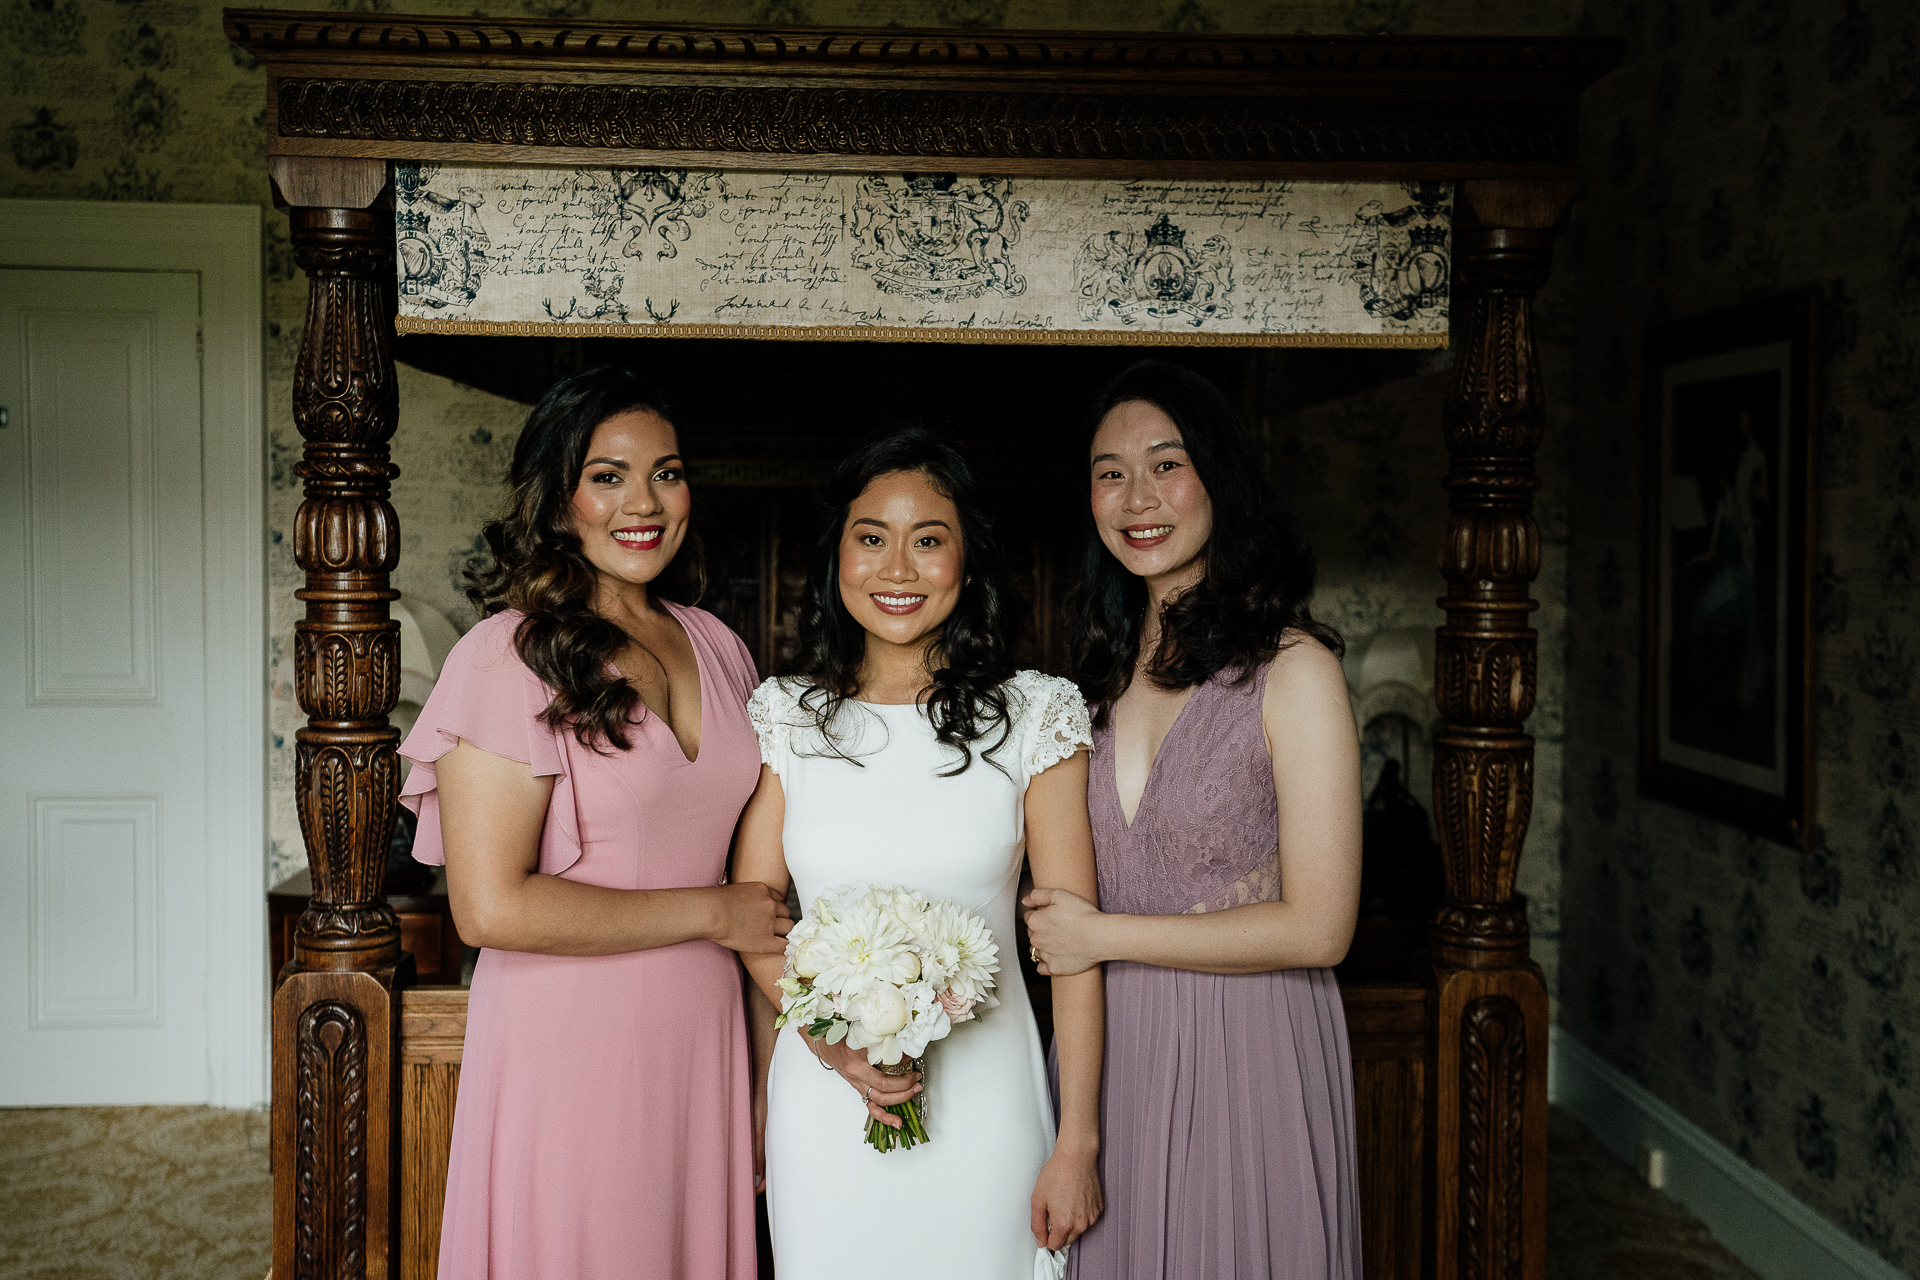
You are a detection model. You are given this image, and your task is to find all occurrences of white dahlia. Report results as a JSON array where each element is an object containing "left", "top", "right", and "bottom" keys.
[
  {"left": 920, "top": 901, "right": 1001, "bottom": 1003},
  {"left": 807, "top": 901, "right": 920, "bottom": 997}
]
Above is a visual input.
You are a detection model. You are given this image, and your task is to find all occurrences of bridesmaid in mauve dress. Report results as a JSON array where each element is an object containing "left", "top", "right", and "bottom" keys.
[
  {"left": 399, "top": 367, "right": 790, "bottom": 1280},
  {"left": 1025, "top": 361, "right": 1363, "bottom": 1279}
]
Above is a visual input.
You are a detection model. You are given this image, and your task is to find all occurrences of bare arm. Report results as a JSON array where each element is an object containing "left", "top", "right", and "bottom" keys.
[
  {"left": 729, "top": 764, "right": 922, "bottom": 1130},
  {"left": 1022, "top": 749, "right": 1105, "bottom": 1251},
  {"left": 437, "top": 738, "right": 791, "bottom": 956},
  {"left": 731, "top": 765, "right": 795, "bottom": 1010},
  {"left": 1025, "top": 640, "right": 1362, "bottom": 976},
  {"left": 746, "top": 975, "right": 777, "bottom": 1190}
]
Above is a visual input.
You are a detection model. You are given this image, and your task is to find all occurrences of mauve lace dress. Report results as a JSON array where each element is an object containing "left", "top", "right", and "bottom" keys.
[{"left": 1068, "top": 663, "right": 1361, "bottom": 1280}]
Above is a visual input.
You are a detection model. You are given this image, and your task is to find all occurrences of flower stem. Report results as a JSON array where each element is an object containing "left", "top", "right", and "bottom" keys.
[{"left": 864, "top": 1097, "right": 931, "bottom": 1152}]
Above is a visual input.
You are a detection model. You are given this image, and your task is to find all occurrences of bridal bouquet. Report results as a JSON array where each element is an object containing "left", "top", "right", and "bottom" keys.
[{"left": 775, "top": 881, "right": 1000, "bottom": 1152}]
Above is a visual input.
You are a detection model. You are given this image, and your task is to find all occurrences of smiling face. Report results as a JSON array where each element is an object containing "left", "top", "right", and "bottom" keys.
[
  {"left": 837, "top": 469, "right": 965, "bottom": 659},
  {"left": 1089, "top": 398, "right": 1213, "bottom": 593},
  {"left": 566, "top": 409, "right": 691, "bottom": 595}
]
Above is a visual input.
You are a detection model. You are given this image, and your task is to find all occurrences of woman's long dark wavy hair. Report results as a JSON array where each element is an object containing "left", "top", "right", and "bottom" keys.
[
  {"left": 466, "top": 365, "right": 705, "bottom": 752},
  {"left": 790, "top": 426, "right": 1024, "bottom": 776},
  {"left": 1069, "top": 360, "right": 1341, "bottom": 725}
]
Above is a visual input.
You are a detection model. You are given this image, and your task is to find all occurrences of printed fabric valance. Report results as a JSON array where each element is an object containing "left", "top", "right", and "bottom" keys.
[{"left": 394, "top": 166, "right": 1452, "bottom": 348}]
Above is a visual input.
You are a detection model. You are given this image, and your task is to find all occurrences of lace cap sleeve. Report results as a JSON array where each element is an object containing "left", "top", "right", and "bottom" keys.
[
  {"left": 1017, "top": 672, "right": 1094, "bottom": 778},
  {"left": 747, "top": 678, "right": 795, "bottom": 774}
]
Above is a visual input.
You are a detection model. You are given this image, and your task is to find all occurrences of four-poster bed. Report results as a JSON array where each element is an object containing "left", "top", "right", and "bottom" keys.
[{"left": 220, "top": 12, "right": 1617, "bottom": 1278}]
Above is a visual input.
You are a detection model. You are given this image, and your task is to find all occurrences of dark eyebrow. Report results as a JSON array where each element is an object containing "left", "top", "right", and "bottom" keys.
[
  {"left": 1090, "top": 440, "right": 1185, "bottom": 465},
  {"left": 850, "top": 516, "right": 951, "bottom": 533},
  {"left": 583, "top": 453, "right": 681, "bottom": 470}
]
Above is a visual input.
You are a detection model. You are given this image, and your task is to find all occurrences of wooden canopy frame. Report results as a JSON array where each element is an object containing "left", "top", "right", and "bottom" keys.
[{"left": 223, "top": 12, "right": 1618, "bottom": 1279}]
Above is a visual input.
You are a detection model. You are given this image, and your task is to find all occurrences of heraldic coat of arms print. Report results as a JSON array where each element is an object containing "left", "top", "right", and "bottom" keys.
[
  {"left": 1074, "top": 213, "right": 1236, "bottom": 327},
  {"left": 395, "top": 161, "right": 494, "bottom": 310},
  {"left": 1351, "top": 180, "right": 1452, "bottom": 324},
  {"left": 850, "top": 174, "right": 1030, "bottom": 301}
]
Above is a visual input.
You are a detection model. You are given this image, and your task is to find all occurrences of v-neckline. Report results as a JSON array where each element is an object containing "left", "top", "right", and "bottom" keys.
[
  {"left": 1111, "top": 677, "right": 1210, "bottom": 831},
  {"left": 613, "top": 600, "right": 708, "bottom": 767}
]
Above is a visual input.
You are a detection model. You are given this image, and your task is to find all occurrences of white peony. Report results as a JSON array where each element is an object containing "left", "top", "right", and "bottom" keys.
[
  {"left": 788, "top": 935, "right": 823, "bottom": 981},
  {"left": 848, "top": 983, "right": 948, "bottom": 1065},
  {"left": 896, "top": 991, "right": 950, "bottom": 1060},
  {"left": 889, "top": 887, "right": 934, "bottom": 931},
  {"left": 854, "top": 984, "right": 910, "bottom": 1036}
]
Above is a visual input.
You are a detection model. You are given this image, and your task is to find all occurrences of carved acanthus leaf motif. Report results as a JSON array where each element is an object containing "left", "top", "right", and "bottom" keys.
[
  {"left": 294, "top": 1001, "right": 367, "bottom": 1280},
  {"left": 1434, "top": 634, "right": 1538, "bottom": 726},
  {"left": 1459, "top": 995, "right": 1528, "bottom": 1280},
  {"left": 1432, "top": 737, "right": 1534, "bottom": 904},
  {"left": 295, "top": 627, "right": 401, "bottom": 721},
  {"left": 295, "top": 739, "right": 401, "bottom": 909}
]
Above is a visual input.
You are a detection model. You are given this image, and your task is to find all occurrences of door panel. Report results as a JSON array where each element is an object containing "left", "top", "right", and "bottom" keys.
[
  {"left": 30, "top": 796, "right": 160, "bottom": 1027},
  {"left": 25, "top": 309, "right": 163, "bottom": 704},
  {"left": 0, "top": 268, "right": 211, "bottom": 1103}
]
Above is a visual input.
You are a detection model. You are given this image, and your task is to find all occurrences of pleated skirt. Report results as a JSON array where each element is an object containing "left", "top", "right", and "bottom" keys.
[{"left": 1064, "top": 960, "right": 1360, "bottom": 1280}]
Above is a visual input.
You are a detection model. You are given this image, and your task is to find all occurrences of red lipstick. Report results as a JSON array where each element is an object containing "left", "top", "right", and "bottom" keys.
[{"left": 611, "top": 525, "right": 665, "bottom": 551}]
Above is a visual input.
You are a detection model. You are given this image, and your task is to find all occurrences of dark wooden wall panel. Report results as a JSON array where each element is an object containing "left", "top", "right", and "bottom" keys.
[
  {"left": 398, "top": 988, "right": 465, "bottom": 1280},
  {"left": 1346, "top": 980, "right": 1429, "bottom": 1280}
]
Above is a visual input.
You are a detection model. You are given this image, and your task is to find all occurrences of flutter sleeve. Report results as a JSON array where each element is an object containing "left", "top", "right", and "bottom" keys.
[
  {"left": 398, "top": 610, "right": 575, "bottom": 872},
  {"left": 746, "top": 677, "right": 793, "bottom": 776},
  {"left": 1018, "top": 672, "right": 1094, "bottom": 779}
]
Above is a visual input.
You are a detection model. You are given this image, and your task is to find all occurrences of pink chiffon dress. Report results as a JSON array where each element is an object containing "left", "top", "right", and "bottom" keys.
[{"left": 399, "top": 603, "right": 762, "bottom": 1280}]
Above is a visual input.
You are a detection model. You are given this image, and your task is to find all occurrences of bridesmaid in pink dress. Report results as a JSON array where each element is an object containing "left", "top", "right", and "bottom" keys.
[{"left": 399, "top": 367, "right": 790, "bottom": 1280}]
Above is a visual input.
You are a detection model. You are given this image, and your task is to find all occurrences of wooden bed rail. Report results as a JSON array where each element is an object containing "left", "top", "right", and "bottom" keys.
[
  {"left": 391, "top": 981, "right": 1429, "bottom": 1280},
  {"left": 396, "top": 987, "right": 465, "bottom": 1280}
]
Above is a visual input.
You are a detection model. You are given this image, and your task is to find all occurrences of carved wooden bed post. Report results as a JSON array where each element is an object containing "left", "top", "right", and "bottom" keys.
[
  {"left": 269, "top": 154, "right": 406, "bottom": 1280},
  {"left": 1426, "top": 178, "right": 1575, "bottom": 1280}
]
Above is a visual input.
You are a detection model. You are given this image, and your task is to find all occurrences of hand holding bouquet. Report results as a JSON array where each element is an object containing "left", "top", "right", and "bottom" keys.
[{"left": 775, "top": 881, "right": 1000, "bottom": 1152}]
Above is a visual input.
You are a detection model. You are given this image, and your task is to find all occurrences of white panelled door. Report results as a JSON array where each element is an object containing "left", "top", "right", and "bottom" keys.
[{"left": 0, "top": 268, "right": 219, "bottom": 1103}]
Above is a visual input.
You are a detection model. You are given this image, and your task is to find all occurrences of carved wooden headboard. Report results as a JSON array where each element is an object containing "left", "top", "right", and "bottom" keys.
[{"left": 224, "top": 12, "right": 1617, "bottom": 1279}]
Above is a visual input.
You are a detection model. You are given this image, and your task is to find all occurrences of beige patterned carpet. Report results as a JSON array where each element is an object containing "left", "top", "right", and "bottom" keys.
[
  {"left": 0, "top": 1106, "right": 269, "bottom": 1280},
  {"left": 0, "top": 1104, "right": 1756, "bottom": 1280}
]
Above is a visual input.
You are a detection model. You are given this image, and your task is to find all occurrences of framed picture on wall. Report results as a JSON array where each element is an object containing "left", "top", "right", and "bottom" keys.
[{"left": 1640, "top": 290, "right": 1816, "bottom": 848}]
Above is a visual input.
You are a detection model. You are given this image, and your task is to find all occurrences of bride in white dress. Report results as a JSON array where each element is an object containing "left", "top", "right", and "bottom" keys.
[{"left": 732, "top": 428, "right": 1105, "bottom": 1279}]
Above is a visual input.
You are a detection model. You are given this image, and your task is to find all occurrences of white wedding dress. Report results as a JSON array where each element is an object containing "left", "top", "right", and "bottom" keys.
[{"left": 750, "top": 671, "right": 1092, "bottom": 1280}]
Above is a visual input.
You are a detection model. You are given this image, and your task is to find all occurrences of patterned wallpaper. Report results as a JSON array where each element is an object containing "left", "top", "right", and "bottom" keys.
[{"left": 1560, "top": 0, "right": 1918, "bottom": 1269}]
